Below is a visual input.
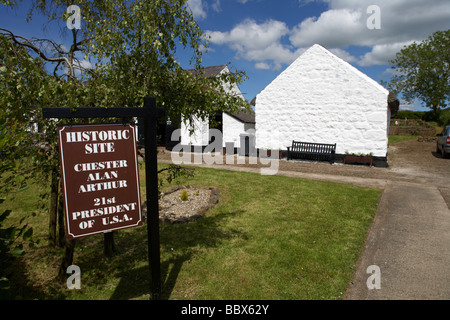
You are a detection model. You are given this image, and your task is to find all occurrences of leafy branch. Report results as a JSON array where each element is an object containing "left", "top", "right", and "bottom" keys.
[
  {"left": 0, "top": 27, "right": 74, "bottom": 79},
  {"left": 157, "top": 164, "right": 195, "bottom": 191}
]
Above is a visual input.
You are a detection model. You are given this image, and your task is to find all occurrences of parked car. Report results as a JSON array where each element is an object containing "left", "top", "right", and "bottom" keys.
[{"left": 437, "top": 125, "right": 450, "bottom": 158}]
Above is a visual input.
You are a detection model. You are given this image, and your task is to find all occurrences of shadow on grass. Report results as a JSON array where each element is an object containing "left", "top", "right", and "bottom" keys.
[
  {"left": 4, "top": 248, "right": 68, "bottom": 300},
  {"left": 109, "top": 209, "right": 245, "bottom": 300},
  {"left": 108, "top": 252, "right": 191, "bottom": 300}
]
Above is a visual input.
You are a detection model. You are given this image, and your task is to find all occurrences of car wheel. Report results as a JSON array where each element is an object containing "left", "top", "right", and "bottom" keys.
[{"left": 442, "top": 147, "right": 448, "bottom": 159}]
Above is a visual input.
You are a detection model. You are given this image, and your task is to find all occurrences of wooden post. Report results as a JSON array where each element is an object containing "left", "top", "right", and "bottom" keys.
[{"left": 143, "top": 97, "right": 161, "bottom": 300}]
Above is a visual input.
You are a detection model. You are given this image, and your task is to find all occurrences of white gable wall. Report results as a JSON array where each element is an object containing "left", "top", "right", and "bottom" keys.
[
  {"left": 255, "top": 44, "right": 390, "bottom": 157},
  {"left": 223, "top": 112, "right": 255, "bottom": 149}
]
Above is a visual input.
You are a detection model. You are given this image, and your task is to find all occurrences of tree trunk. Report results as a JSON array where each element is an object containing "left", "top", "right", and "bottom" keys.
[
  {"left": 433, "top": 103, "right": 441, "bottom": 119},
  {"left": 57, "top": 179, "right": 66, "bottom": 247},
  {"left": 58, "top": 238, "right": 76, "bottom": 281},
  {"left": 104, "top": 232, "right": 116, "bottom": 257},
  {"left": 48, "top": 167, "right": 59, "bottom": 247}
]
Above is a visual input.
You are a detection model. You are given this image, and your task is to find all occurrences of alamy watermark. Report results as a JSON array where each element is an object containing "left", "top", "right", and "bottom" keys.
[
  {"left": 366, "top": 265, "right": 381, "bottom": 290},
  {"left": 170, "top": 128, "right": 280, "bottom": 175},
  {"left": 366, "top": 5, "right": 381, "bottom": 30},
  {"left": 66, "top": 5, "right": 81, "bottom": 30},
  {"left": 66, "top": 265, "right": 81, "bottom": 289}
]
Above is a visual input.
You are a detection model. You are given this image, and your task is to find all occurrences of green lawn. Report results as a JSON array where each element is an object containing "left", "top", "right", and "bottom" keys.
[
  {"left": 389, "top": 135, "right": 419, "bottom": 144},
  {"left": 1, "top": 163, "right": 381, "bottom": 300}
]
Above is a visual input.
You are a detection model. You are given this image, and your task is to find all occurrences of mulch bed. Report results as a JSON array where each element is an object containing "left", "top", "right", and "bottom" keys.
[{"left": 143, "top": 185, "right": 220, "bottom": 224}]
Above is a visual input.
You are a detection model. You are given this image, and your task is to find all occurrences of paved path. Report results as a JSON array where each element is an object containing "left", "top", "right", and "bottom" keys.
[
  {"left": 158, "top": 142, "right": 450, "bottom": 300},
  {"left": 345, "top": 181, "right": 450, "bottom": 300}
]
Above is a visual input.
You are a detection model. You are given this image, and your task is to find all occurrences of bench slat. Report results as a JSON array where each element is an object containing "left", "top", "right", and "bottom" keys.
[{"left": 287, "top": 140, "right": 336, "bottom": 163}]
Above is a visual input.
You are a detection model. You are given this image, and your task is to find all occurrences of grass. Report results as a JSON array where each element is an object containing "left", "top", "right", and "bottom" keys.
[
  {"left": 389, "top": 135, "right": 419, "bottom": 144},
  {"left": 1, "top": 163, "right": 381, "bottom": 300}
]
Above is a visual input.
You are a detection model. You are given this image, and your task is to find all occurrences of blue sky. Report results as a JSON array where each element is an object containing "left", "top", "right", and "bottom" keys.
[
  {"left": 1, "top": 0, "right": 449, "bottom": 111},
  {"left": 187, "top": 0, "right": 450, "bottom": 111}
]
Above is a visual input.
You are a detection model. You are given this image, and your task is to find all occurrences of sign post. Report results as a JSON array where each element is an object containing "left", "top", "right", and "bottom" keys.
[
  {"left": 143, "top": 97, "right": 161, "bottom": 300},
  {"left": 43, "top": 97, "right": 163, "bottom": 299},
  {"left": 58, "top": 123, "right": 142, "bottom": 239}
]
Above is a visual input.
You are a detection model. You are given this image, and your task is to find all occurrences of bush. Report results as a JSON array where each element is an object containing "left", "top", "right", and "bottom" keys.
[
  {"left": 422, "top": 111, "right": 439, "bottom": 122},
  {"left": 393, "top": 110, "right": 424, "bottom": 120},
  {"left": 180, "top": 190, "right": 188, "bottom": 201},
  {"left": 439, "top": 108, "right": 450, "bottom": 126},
  {"left": 393, "top": 109, "right": 450, "bottom": 126}
]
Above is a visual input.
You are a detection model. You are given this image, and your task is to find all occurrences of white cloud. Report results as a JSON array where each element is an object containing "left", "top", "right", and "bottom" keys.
[
  {"left": 186, "top": 0, "right": 222, "bottom": 19},
  {"left": 208, "top": 18, "right": 290, "bottom": 51},
  {"left": 211, "top": 0, "right": 221, "bottom": 12},
  {"left": 187, "top": 0, "right": 207, "bottom": 20},
  {"left": 399, "top": 99, "right": 422, "bottom": 111},
  {"left": 207, "top": 0, "right": 450, "bottom": 70},
  {"left": 63, "top": 59, "right": 92, "bottom": 77},
  {"left": 207, "top": 18, "right": 358, "bottom": 70},
  {"left": 77, "top": 59, "right": 93, "bottom": 70},
  {"left": 290, "top": 8, "right": 365, "bottom": 48},
  {"left": 290, "top": 0, "right": 450, "bottom": 63},
  {"left": 299, "top": 0, "right": 450, "bottom": 66},
  {"left": 329, "top": 48, "right": 358, "bottom": 64},
  {"left": 359, "top": 41, "right": 417, "bottom": 66},
  {"left": 245, "top": 44, "right": 305, "bottom": 70},
  {"left": 382, "top": 67, "right": 401, "bottom": 77},
  {"left": 208, "top": 19, "right": 299, "bottom": 70},
  {"left": 254, "top": 62, "right": 271, "bottom": 70}
]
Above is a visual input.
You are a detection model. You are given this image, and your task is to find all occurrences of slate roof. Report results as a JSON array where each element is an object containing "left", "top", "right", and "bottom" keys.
[
  {"left": 186, "top": 64, "right": 228, "bottom": 78},
  {"left": 227, "top": 109, "right": 255, "bottom": 124}
]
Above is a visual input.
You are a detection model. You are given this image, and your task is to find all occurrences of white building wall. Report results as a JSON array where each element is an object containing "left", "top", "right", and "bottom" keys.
[
  {"left": 222, "top": 113, "right": 256, "bottom": 149},
  {"left": 180, "top": 116, "right": 209, "bottom": 146},
  {"left": 223, "top": 112, "right": 244, "bottom": 148},
  {"left": 255, "top": 44, "right": 390, "bottom": 157}
]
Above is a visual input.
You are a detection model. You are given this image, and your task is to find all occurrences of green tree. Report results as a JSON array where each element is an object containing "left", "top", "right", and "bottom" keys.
[
  {"left": 0, "top": 25, "right": 94, "bottom": 248},
  {"left": 385, "top": 29, "right": 449, "bottom": 116},
  {"left": 0, "top": 25, "right": 94, "bottom": 280},
  {"left": 1, "top": 0, "right": 249, "bottom": 277},
  {"left": 26, "top": 0, "right": 249, "bottom": 119}
]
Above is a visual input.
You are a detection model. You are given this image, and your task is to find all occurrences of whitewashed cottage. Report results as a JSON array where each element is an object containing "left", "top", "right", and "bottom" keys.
[
  {"left": 254, "top": 44, "right": 398, "bottom": 166},
  {"left": 180, "top": 65, "right": 255, "bottom": 152}
]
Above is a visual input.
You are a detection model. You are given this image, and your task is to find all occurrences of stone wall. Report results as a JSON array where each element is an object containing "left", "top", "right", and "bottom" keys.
[
  {"left": 389, "top": 126, "right": 435, "bottom": 136},
  {"left": 255, "top": 44, "right": 390, "bottom": 157},
  {"left": 389, "top": 119, "right": 435, "bottom": 136}
]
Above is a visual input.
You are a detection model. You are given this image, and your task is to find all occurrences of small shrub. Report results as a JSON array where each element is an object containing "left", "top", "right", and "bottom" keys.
[{"left": 180, "top": 190, "right": 188, "bottom": 201}]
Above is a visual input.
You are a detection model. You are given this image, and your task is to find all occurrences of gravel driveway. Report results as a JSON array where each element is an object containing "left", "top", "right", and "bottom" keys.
[
  {"left": 157, "top": 139, "right": 450, "bottom": 205},
  {"left": 158, "top": 139, "right": 449, "bottom": 185}
]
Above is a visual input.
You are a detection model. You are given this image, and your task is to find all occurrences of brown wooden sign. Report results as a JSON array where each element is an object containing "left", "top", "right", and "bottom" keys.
[{"left": 58, "top": 124, "right": 142, "bottom": 239}]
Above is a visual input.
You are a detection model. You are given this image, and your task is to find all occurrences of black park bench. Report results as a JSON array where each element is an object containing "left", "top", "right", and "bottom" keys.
[{"left": 287, "top": 141, "right": 336, "bottom": 164}]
